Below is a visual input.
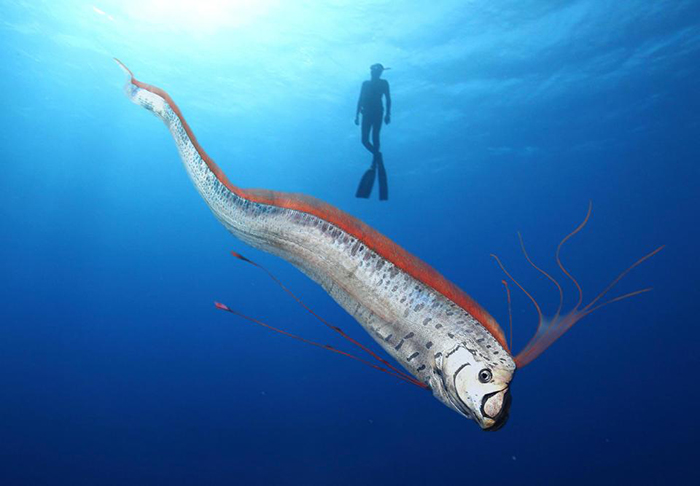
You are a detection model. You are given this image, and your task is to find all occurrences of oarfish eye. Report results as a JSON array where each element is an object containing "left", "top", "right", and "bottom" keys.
[{"left": 478, "top": 368, "right": 492, "bottom": 383}]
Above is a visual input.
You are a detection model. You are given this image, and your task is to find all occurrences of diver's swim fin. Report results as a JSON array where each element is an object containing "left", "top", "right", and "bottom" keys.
[
  {"left": 377, "top": 153, "right": 388, "bottom": 201},
  {"left": 355, "top": 158, "right": 377, "bottom": 198}
]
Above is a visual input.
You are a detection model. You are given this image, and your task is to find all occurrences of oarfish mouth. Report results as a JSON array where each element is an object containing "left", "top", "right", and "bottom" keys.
[{"left": 481, "top": 389, "right": 512, "bottom": 431}]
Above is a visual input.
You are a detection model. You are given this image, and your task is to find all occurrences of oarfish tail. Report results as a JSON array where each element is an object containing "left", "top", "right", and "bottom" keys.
[{"left": 114, "top": 59, "right": 248, "bottom": 232}]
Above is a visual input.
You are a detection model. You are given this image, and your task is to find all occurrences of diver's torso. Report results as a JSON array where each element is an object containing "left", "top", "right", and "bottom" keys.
[{"left": 361, "top": 79, "right": 387, "bottom": 115}]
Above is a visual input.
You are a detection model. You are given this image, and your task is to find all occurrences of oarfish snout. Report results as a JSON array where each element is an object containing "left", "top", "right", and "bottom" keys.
[{"left": 481, "top": 388, "right": 511, "bottom": 431}]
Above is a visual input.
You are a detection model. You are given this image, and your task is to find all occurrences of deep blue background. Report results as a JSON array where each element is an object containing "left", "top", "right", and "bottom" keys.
[{"left": 1, "top": 1, "right": 698, "bottom": 484}]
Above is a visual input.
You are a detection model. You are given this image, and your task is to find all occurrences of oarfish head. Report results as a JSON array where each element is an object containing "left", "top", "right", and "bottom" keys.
[{"left": 438, "top": 345, "right": 515, "bottom": 430}]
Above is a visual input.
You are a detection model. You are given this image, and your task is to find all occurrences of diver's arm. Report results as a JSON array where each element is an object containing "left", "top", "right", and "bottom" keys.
[
  {"left": 384, "top": 81, "right": 391, "bottom": 124},
  {"left": 355, "top": 83, "right": 365, "bottom": 125}
]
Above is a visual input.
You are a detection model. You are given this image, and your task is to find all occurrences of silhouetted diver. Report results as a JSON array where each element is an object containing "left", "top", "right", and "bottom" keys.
[{"left": 355, "top": 63, "right": 391, "bottom": 200}]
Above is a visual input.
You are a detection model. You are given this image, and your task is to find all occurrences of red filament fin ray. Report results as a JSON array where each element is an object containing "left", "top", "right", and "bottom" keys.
[
  {"left": 501, "top": 280, "right": 513, "bottom": 353},
  {"left": 229, "top": 251, "right": 428, "bottom": 388},
  {"left": 509, "top": 204, "right": 663, "bottom": 368},
  {"left": 215, "top": 303, "right": 427, "bottom": 388},
  {"left": 556, "top": 202, "right": 591, "bottom": 311},
  {"left": 518, "top": 232, "right": 564, "bottom": 323},
  {"left": 491, "top": 253, "right": 544, "bottom": 355},
  {"left": 581, "top": 246, "right": 664, "bottom": 313}
]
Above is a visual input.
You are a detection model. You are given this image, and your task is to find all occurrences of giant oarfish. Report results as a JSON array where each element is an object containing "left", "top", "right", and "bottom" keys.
[{"left": 116, "top": 60, "right": 661, "bottom": 430}]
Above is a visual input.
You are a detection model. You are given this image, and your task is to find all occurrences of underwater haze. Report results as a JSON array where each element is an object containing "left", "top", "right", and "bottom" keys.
[{"left": 1, "top": 0, "right": 699, "bottom": 484}]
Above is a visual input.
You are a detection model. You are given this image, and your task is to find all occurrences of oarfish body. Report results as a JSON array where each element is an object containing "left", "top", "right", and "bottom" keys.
[{"left": 117, "top": 61, "right": 515, "bottom": 430}]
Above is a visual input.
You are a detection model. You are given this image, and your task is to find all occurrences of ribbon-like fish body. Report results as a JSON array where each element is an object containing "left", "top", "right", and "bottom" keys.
[{"left": 116, "top": 61, "right": 660, "bottom": 430}]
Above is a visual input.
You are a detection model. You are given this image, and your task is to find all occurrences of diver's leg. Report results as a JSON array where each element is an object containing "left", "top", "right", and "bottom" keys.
[
  {"left": 377, "top": 152, "right": 388, "bottom": 201},
  {"left": 357, "top": 114, "right": 377, "bottom": 198},
  {"left": 356, "top": 162, "right": 377, "bottom": 198},
  {"left": 361, "top": 115, "right": 375, "bottom": 154},
  {"left": 371, "top": 115, "right": 382, "bottom": 154}
]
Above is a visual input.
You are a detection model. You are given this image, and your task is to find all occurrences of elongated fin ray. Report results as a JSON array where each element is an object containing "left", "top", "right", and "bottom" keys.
[
  {"left": 496, "top": 203, "right": 663, "bottom": 368},
  {"left": 518, "top": 232, "right": 564, "bottom": 323},
  {"left": 229, "top": 251, "right": 429, "bottom": 389},
  {"left": 215, "top": 303, "right": 427, "bottom": 388},
  {"left": 500, "top": 280, "right": 513, "bottom": 353},
  {"left": 556, "top": 202, "right": 591, "bottom": 311},
  {"left": 582, "top": 288, "right": 653, "bottom": 316},
  {"left": 491, "top": 254, "right": 544, "bottom": 326},
  {"left": 581, "top": 246, "right": 664, "bottom": 313}
]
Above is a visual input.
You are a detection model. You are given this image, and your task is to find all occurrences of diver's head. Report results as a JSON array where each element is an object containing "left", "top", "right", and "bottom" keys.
[
  {"left": 370, "top": 63, "right": 389, "bottom": 79},
  {"left": 439, "top": 345, "right": 514, "bottom": 430}
]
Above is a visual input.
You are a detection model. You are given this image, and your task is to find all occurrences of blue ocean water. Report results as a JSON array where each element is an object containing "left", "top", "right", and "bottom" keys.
[{"left": 1, "top": 1, "right": 698, "bottom": 484}]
